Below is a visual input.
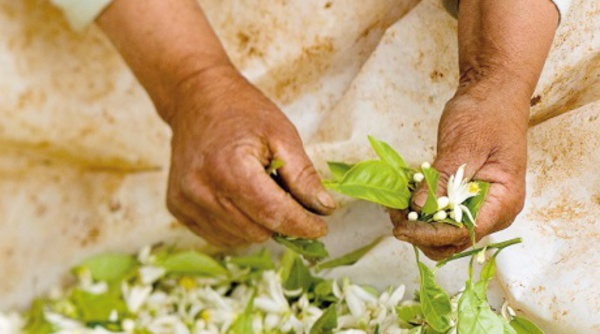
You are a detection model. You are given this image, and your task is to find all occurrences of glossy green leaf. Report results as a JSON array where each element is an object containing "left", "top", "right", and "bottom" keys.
[
  {"left": 421, "top": 167, "right": 440, "bottom": 216},
  {"left": 325, "top": 160, "right": 410, "bottom": 209},
  {"left": 327, "top": 161, "right": 354, "bottom": 181},
  {"left": 315, "top": 237, "right": 381, "bottom": 272},
  {"left": 280, "top": 249, "right": 321, "bottom": 291},
  {"left": 273, "top": 235, "right": 329, "bottom": 262},
  {"left": 457, "top": 283, "right": 510, "bottom": 334},
  {"left": 464, "top": 181, "right": 490, "bottom": 222},
  {"left": 23, "top": 299, "right": 54, "bottom": 334},
  {"left": 230, "top": 291, "right": 256, "bottom": 334},
  {"left": 474, "top": 254, "right": 497, "bottom": 298},
  {"left": 70, "top": 287, "right": 127, "bottom": 323},
  {"left": 159, "top": 251, "right": 228, "bottom": 276},
  {"left": 228, "top": 248, "right": 275, "bottom": 271},
  {"left": 417, "top": 261, "right": 452, "bottom": 333},
  {"left": 396, "top": 303, "right": 424, "bottom": 325},
  {"left": 368, "top": 136, "right": 408, "bottom": 170},
  {"left": 509, "top": 316, "right": 545, "bottom": 334},
  {"left": 312, "top": 280, "right": 339, "bottom": 306},
  {"left": 309, "top": 304, "right": 338, "bottom": 334},
  {"left": 78, "top": 253, "right": 137, "bottom": 283}
]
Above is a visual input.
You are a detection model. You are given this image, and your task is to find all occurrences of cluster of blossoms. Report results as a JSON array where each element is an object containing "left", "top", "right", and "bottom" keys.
[
  {"left": 408, "top": 164, "right": 481, "bottom": 225},
  {"left": 0, "top": 245, "right": 438, "bottom": 334}
]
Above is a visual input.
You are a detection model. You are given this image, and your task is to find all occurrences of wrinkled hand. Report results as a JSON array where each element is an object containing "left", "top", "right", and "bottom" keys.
[
  {"left": 165, "top": 66, "right": 336, "bottom": 247},
  {"left": 391, "top": 92, "right": 528, "bottom": 260}
]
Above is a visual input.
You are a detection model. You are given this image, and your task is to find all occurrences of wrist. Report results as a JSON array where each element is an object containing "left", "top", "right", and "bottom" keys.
[
  {"left": 160, "top": 62, "right": 243, "bottom": 126},
  {"left": 453, "top": 66, "right": 534, "bottom": 115}
]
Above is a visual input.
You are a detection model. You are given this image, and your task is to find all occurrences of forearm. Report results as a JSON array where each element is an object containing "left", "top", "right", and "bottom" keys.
[
  {"left": 456, "top": 0, "right": 558, "bottom": 108},
  {"left": 96, "top": 0, "right": 232, "bottom": 120}
]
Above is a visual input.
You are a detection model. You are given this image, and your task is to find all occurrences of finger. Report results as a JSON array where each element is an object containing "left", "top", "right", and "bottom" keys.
[
  {"left": 214, "top": 197, "right": 273, "bottom": 243},
  {"left": 470, "top": 181, "right": 524, "bottom": 241},
  {"left": 177, "top": 196, "right": 251, "bottom": 244},
  {"left": 234, "top": 160, "right": 328, "bottom": 239},
  {"left": 270, "top": 137, "right": 336, "bottom": 215},
  {"left": 178, "top": 182, "right": 274, "bottom": 243},
  {"left": 168, "top": 199, "right": 246, "bottom": 247},
  {"left": 416, "top": 241, "right": 471, "bottom": 261},
  {"left": 392, "top": 216, "right": 470, "bottom": 247}
]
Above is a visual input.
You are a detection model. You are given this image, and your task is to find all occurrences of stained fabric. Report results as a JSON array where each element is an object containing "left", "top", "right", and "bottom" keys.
[{"left": 0, "top": 0, "right": 597, "bottom": 332}]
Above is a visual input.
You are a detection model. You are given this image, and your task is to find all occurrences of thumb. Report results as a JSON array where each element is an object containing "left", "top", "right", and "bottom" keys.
[{"left": 271, "top": 138, "right": 336, "bottom": 216}]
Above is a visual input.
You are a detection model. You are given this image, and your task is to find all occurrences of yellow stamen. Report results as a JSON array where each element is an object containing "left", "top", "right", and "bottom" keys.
[
  {"left": 178, "top": 276, "right": 197, "bottom": 290},
  {"left": 468, "top": 182, "right": 480, "bottom": 194}
]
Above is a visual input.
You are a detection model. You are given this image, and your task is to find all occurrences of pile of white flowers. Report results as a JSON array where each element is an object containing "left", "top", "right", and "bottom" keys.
[{"left": 0, "top": 244, "right": 435, "bottom": 334}]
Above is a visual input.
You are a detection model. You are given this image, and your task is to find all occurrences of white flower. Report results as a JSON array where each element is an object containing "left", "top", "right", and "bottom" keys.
[
  {"left": 413, "top": 172, "right": 424, "bottom": 183},
  {"left": 407, "top": 211, "right": 419, "bottom": 221},
  {"left": 254, "top": 271, "right": 290, "bottom": 314},
  {"left": 437, "top": 196, "right": 450, "bottom": 210},
  {"left": 139, "top": 266, "right": 166, "bottom": 285},
  {"left": 476, "top": 250, "right": 486, "bottom": 264},
  {"left": 447, "top": 164, "right": 479, "bottom": 224},
  {"left": 122, "top": 319, "right": 136, "bottom": 333},
  {"left": 77, "top": 269, "right": 108, "bottom": 295},
  {"left": 122, "top": 283, "right": 152, "bottom": 313},
  {"left": 45, "top": 312, "right": 84, "bottom": 330},
  {"left": 421, "top": 162, "right": 431, "bottom": 169},
  {"left": 0, "top": 312, "right": 24, "bottom": 334},
  {"left": 433, "top": 211, "right": 447, "bottom": 221},
  {"left": 379, "top": 285, "right": 405, "bottom": 309}
]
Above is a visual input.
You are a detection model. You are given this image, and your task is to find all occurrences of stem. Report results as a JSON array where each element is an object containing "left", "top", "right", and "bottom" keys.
[{"left": 435, "top": 238, "right": 522, "bottom": 269}]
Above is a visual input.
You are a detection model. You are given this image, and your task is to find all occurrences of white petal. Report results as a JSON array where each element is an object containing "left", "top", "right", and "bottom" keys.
[
  {"left": 139, "top": 266, "right": 166, "bottom": 285},
  {"left": 454, "top": 206, "right": 463, "bottom": 223},
  {"left": 456, "top": 164, "right": 466, "bottom": 184},
  {"left": 460, "top": 205, "right": 476, "bottom": 226},
  {"left": 386, "top": 285, "right": 406, "bottom": 308},
  {"left": 344, "top": 287, "right": 366, "bottom": 317}
]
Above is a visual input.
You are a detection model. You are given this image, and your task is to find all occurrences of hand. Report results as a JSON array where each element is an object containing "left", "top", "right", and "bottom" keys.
[
  {"left": 391, "top": 91, "right": 528, "bottom": 260},
  {"left": 165, "top": 65, "right": 336, "bottom": 247}
]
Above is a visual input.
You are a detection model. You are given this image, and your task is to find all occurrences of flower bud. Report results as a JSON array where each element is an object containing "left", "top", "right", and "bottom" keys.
[
  {"left": 408, "top": 211, "right": 419, "bottom": 221},
  {"left": 433, "top": 210, "right": 447, "bottom": 221},
  {"left": 476, "top": 250, "right": 486, "bottom": 264},
  {"left": 437, "top": 196, "right": 450, "bottom": 210},
  {"left": 421, "top": 162, "right": 431, "bottom": 169},
  {"left": 413, "top": 172, "right": 424, "bottom": 183}
]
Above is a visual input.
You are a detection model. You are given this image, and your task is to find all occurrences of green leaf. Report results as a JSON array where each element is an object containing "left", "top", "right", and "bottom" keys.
[
  {"left": 159, "top": 251, "right": 228, "bottom": 276},
  {"left": 464, "top": 181, "right": 490, "bottom": 222},
  {"left": 266, "top": 158, "right": 285, "bottom": 175},
  {"left": 273, "top": 235, "right": 329, "bottom": 262},
  {"left": 23, "top": 299, "right": 54, "bottom": 334},
  {"left": 280, "top": 250, "right": 322, "bottom": 291},
  {"left": 417, "top": 261, "right": 452, "bottom": 333},
  {"left": 229, "top": 291, "right": 256, "bottom": 334},
  {"left": 312, "top": 280, "right": 339, "bottom": 306},
  {"left": 421, "top": 167, "right": 440, "bottom": 216},
  {"left": 309, "top": 304, "right": 338, "bottom": 334},
  {"left": 228, "top": 248, "right": 275, "bottom": 271},
  {"left": 327, "top": 161, "right": 354, "bottom": 181},
  {"left": 457, "top": 283, "right": 509, "bottom": 334},
  {"left": 509, "top": 316, "right": 545, "bottom": 334},
  {"left": 474, "top": 254, "right": 497, "bottom": 298},
  {"left": 77, "top": 253, "right": 137, "bottom": 283},
  {"left": 368, "top": 136, "right": 408, "bottom": 170},
  {"left": 315, "top": 237, "right": 381, "bottom": 272},
  {"left": 325, "top": 160, "right": 410, "bottom": 209},
  {"left": 69, "top": 286, "right": 127, "bottom": 324},
  {"left": 396, "top": 303, "right": 424, "bottom": 325}
]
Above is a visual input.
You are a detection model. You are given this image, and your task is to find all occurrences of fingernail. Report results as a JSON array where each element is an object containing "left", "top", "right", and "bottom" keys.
[{"left": 317, "top": 191, "right": 336, "bottom": 209}]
